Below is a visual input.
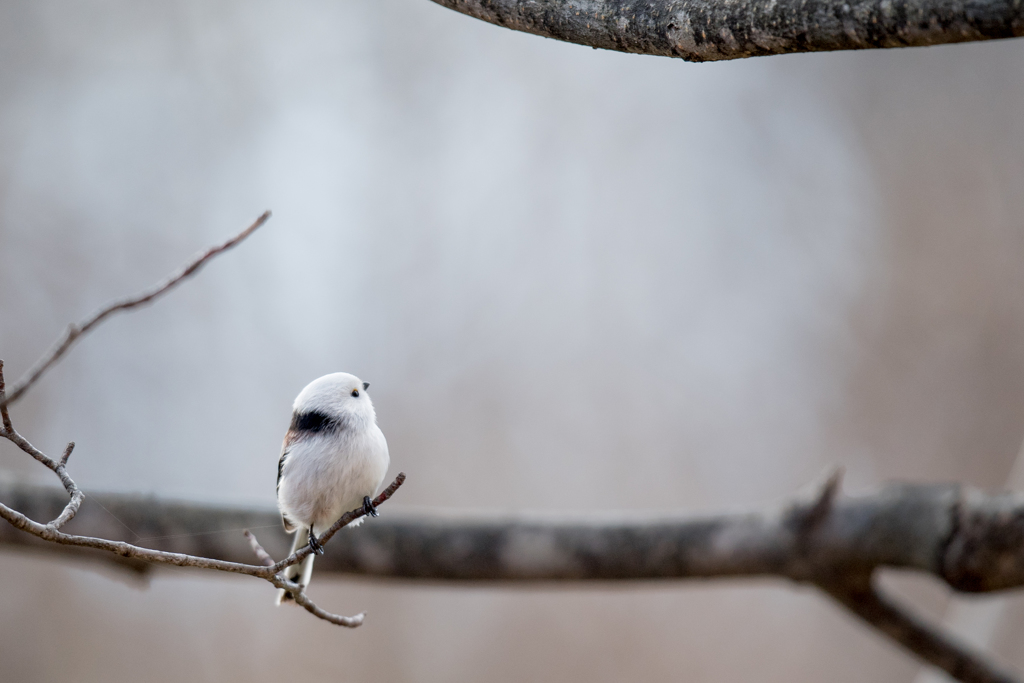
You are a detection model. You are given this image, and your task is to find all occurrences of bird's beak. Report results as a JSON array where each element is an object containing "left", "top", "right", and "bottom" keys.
[{"left": 363, "top": 382, "right": 370, "bottom": 390}]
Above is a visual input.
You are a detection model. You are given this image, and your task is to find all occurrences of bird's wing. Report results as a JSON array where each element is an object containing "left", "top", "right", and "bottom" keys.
[
  {"left": 277, "top": 447, "right": 288, "bottom": 496},
  {"left": 277, "top": 427, "right": 304, "bottom": 496},
  {"left": 277, "top": 430, "right": 301, "bottom": 532}
]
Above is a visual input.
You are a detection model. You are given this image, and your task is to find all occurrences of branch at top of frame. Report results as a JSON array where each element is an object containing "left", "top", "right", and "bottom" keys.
[{"left": 428, "top": 0, "right": 1024, "bottom": 62}]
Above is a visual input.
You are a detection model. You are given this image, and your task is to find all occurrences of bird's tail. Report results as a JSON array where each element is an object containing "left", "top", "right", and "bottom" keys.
[{"left": 275, "top": 527, "right": 315, "bottom": 606}]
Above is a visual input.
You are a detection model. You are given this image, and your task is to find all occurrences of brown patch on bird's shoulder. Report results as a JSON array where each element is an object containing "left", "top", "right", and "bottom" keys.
[{"left": 282, "top": 428, "right": 302, "bottom": 450}]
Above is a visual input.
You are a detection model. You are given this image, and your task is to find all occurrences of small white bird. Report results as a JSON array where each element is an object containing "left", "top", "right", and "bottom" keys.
[{"left": 275, "top": 372, "right": 390, "bottom": 604}]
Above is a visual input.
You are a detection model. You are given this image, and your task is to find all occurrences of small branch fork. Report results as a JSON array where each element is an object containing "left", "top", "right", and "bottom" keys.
[
  {"left": 790, "top": 473, "right": 1019, "bottom": 683},
  {"left": 0, "top": 212, "right": 409, "bottom": 627},
  {"left": 244, "top": 530, "right": 367, "bottom": 627}
]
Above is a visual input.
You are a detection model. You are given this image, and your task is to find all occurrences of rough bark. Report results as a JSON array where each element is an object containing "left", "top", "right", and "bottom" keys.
[
  {"left": 3, "top": 480, "right": 1023, "bottom": 592},
  {"left": 428, "top": 0, "right": 1024, "bottom": 61},
  {"left": 4, "top": 479, "right": 1022, "bottom": 679}
]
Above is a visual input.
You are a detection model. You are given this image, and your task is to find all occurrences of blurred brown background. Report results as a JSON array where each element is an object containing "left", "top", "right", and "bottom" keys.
[{"left": 1, "top": 1, "right": 1024, "bottom": 681}]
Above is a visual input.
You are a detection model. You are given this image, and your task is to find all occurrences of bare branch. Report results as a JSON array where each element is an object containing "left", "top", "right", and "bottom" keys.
[
  {"left": 0, "top": 496, "right": 274, "bottom": 577},
  {"left": 820, "top": 575, "right": 1018, "bottom": 683},
  {"left": 317, "top": 472, "right": 406, "bottom": 546},
  {"left": 0, "top": 467, "right": 404, "bottom": 629},
  {"left": 0, "top": 210, "right": 271, "bottom": 409},
  {"left": 5, "top": 479, "right": 1022, "bottom": 588},
  {"left": 244, "top": 529, "right": 276, "bottom": 568},
  {"left": 0, "top": 209, "right": 407, "bottom": 627},
  {"left": 0, "top": 211, "right": 388, "bottom": 630},
  {"left": 283, "top": 581, "right": 365, "bottom": 628},
  {"left": 0, "top": 208, "right": 1015, "bottom": 655},
  {"left": 428, "top": 0, "right": 1024, "bottom": 62},
  {"left": 246, "top": 529, "right": 367, "bottom": 627},
  {"left": 47, "top": 466, "right": 84, "bottom": 532},
  {"left": 59, "top": 441, "right": 75, "bottom": 468},
  {"left": 0, "top": 424, "right": 58, "bottom": 470},
  {"left": 48, "top": 454, "right": 84, "bottom": 531},
  {"left": 266, "top": 472, "right": 409, "bottom": 576},
  {"left": 787, "top": 466, "right": 844, "bottom": 534},
  {"left": 4, "top": 479, "right": 1021, "bottom": 677},
  {"left": 0, "top": 474, "right": 405, "bottom": 579},
  {"left": 0, "top": 360, "right": 12, "bottom": 434},
  {"left": 1, "top": 371, "right": 84, "bottom": 530}
]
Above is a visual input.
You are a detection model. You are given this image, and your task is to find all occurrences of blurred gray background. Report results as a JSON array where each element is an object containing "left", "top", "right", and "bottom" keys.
[{"left": 2, "top": 1, "right": 1024, "bottom": 681}]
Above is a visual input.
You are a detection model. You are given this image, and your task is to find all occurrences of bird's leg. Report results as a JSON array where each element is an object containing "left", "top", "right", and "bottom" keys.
[
  {"left": 307, "top": 526, "right": 325, "bottom": 555},
  {"left": 363, "top": 496, "right": 379, "bottom": 518}
]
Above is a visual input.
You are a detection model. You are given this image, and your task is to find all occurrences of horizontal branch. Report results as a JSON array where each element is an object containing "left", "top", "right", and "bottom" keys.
[
  {"left": 429, "top": 0, "right": 1024, "bottom": 62},
  {"left": 1, "top": 480, "right": 1021, "bottom": 591},
  {"left": 3, "top": 478, "right": 1020, "bottom": 678}
]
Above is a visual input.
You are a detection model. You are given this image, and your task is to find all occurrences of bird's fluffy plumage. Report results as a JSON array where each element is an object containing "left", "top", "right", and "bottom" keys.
[{"left": 275, "top": 372, "right": 389, "bottom": 604}]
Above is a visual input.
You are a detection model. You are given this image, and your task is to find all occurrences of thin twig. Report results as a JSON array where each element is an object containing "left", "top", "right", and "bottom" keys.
[
  {"left": 0, "top": 210, "right": 271, "bottom": 409},
  {"left": 1, "top": 425, "right": 59, "bottom": 470},
  {"left": 0, "top": 209, "right": 404, "bottom": 628},
  {"left": 0, "top": 496, "right": 274, "bottom": 577},
  {"left": 244, "top": 529, "right": 276, "bottom": 568},
  {"left": 0, "top": 360, "right": 13, "bottom": 433},
  {"left": 1, "top": 364, "right": 56, "bottom": 467},
  {"left": 0, "top": 472, "right": 405, "bottom": 579},
  {"left": 47, "top": 486, "right": 84, "bottom": 530},
  {"left": 59, "top": 441, "right": 75, "bottom": 467},
  {"left": 285, "top": 582, "right": 365, "bottom": 628},
  {"left": 1, "top": 365, "right": 82, "bottom": 528},
  {"left": 268, "top": 473, "right": 408, "bottom": 575},
  {"left": 0, "top": 468, "right": 404, "bottom": 629},
  {"left": 319, "top": 472, "right": 406, "bottom": 547},
  {"left": 49, "top": 449, "right": 84, "bottom": 530},
  {"left": 247, "top": 529, "right": 366, "bottom": 627}
]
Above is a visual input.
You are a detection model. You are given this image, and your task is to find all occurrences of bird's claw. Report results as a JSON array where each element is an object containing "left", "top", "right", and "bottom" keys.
[
  {"left": 363, "top": 496, "right": 379, "bottom": 518},
  {"left": 308, "top": 528, "right": 325, "bottom": 555}
]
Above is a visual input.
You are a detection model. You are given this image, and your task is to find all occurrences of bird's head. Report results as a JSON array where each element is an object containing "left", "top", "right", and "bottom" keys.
[{"left": 290, "top": 372, "right": 376, "bottom": 433}]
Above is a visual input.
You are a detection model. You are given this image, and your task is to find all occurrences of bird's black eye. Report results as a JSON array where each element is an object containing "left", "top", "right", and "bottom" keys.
[{"left": 351, "top": 389, "right": 360, "bottom": 398}]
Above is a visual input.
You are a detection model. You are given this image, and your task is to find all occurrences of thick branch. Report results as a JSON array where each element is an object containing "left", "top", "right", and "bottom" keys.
[
  {"left": 3, "top": 479, "right": 1020, "bottom": 677},
  {"left": 821, "top": 575, "right": 1018, "bottom": 683},
  {"left": 429, "top": 0, "right": 1024, "bottom": 62},
  {"left": 1, "top": 480, "right": 1022, "bottom": 590},
  {"left": 0, "top": 210, "right": 271, "bottom": 409},
  {"left": 4, "top": 479, "right": 1021, "bottom": 677}
]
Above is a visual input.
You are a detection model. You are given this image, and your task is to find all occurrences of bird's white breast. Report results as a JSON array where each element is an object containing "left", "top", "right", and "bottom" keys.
[{"left": 277, "top": 423, "right": 389, "bottom": 534}]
